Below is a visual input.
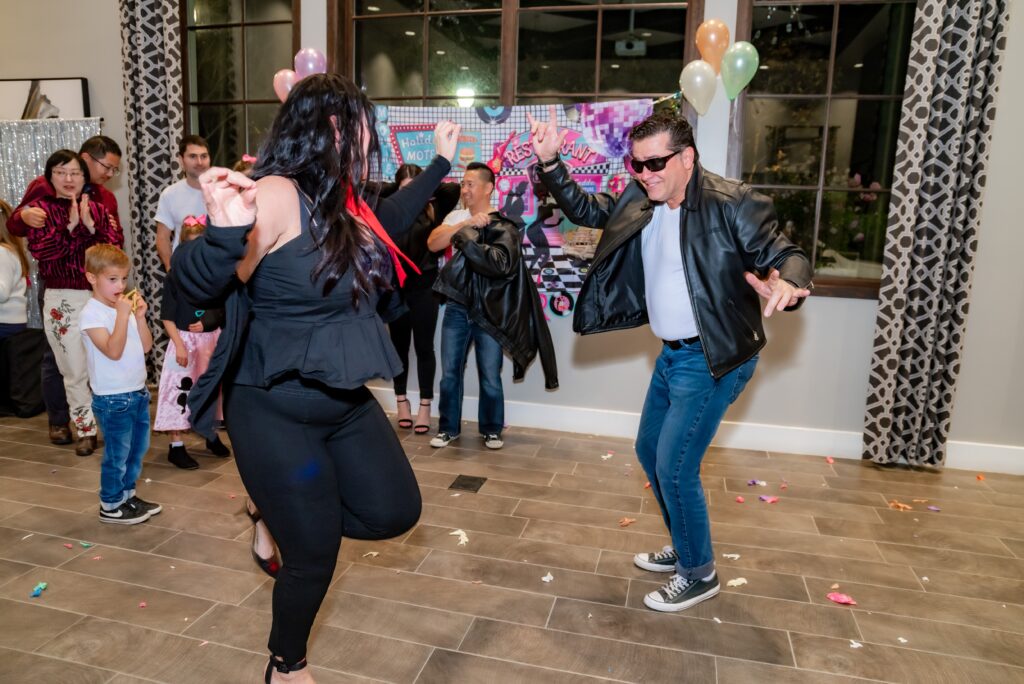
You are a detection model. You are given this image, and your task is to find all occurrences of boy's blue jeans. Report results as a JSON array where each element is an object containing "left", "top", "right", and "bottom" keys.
[
  {"left": 635, "top": 341, "right": 757, "bottom": 580},
  {"left": 92, "top": 389, "right": 151, "bottom": 510},
  {"left": 438, "top": 302, "right": 505, "bottom": 436}
]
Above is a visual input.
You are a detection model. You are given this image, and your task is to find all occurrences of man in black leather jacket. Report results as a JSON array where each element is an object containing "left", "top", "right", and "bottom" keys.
[
  {"left": 530, "top": 109, "right": 811, "bottom": 613},
  {"left": 429, "top": 162, "right": 557, "bottom": 452}
]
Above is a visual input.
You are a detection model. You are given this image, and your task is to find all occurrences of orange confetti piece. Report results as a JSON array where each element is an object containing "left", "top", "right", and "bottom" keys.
[
  {"left": 976, "top": 474, "right": 985, "bottom": 481},
  {"left": 618, "top": 517, "right": 637, "bottom": 527},
  {"left": 888, "top": 500, "right": 912, "bottom": 511},
  {"left": 643, "top": 481, "right": 651, "bottom": 489}
]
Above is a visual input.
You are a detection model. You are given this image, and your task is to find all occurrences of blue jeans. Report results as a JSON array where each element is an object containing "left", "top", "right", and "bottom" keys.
[
  {"left": 438, "top": 302, "right": 504, "bottom": 436},
  {"left": 635, "top": 341, "right": 757, "bottom": 580},
  {"left": 92, "top": 389, "right": 151, "bottom": 509}
]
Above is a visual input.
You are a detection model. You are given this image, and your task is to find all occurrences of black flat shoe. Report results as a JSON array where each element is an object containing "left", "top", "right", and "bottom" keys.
[
  {"left": 245, "top": 501, "right": 281, "bottom": 578},
  {"left": 265, "top": 656, "right": 307, "bottom": 683}
]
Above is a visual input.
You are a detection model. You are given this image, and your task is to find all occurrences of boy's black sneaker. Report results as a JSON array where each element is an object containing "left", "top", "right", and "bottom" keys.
[
  {"left": 206, "top": 435, "right": 231, "bottom": 457},
  {"left": 633, "top": 546, "right": 679, "bottom": 572},
  {"left": 168, "top": 444, "right": 199, "bottom": 470},
  {"left": 643, "top": 573, "right": 720, "bottom": 612},
  {"left": 128, "top": 495, "right": 162, "bottom": 516},
  {"left": 99, "top": 500, "right": 151, "bottom": 525}
]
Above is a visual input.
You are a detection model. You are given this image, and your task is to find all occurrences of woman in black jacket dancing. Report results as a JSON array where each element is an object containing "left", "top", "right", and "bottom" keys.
[{"left": 172, "top": 73, "right": 460, "bottom": 683}]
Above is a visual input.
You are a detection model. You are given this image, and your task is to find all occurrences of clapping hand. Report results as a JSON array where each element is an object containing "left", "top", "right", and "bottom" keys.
[
  {"left": 67, "top": 197, "right": 80, "bottom": 230},
  {"left": 79, "top": 194, "right": 95, "bottom": 230},
  {"left": 199, "top": 168, "right": 258, "bottom": 227},
  {"left": 526, "top": 105, "right": 569, "bottom": 162},
  {"left": 433, "top": 120, "right": 463, "bottom": 163},
  {"left": 744, "top": 269, "right": 811, "bottom": 317}
]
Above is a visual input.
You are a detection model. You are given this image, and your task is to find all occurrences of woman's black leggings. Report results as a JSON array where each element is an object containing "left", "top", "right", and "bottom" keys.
[
  {"left": 225, "top": 378, "right": 422, "bottom": 664},
  {"left": 389, "top": 275, "right": 440, "bottom": 400}
]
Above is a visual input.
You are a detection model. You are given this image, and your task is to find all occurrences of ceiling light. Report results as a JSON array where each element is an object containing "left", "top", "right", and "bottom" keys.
[
  {"left": 456, "top": 87, "right": 475, "bottom": 108},
  {"left": 853, "top": 63, "right": 864, "bottom": 68},
  {"left": 404, "top": 30, "right": 416, "bottom": 36},
  {"left": 367, "top": 5, "right": 380, "bottom": 11},
  {"left": 460, "top": 65, "right": 469, "bottom": 70},
  {"left": 640, "top": 32, "right": 652, "bottom": 38},
  {"left": 436, "top": 50, "right": 445, "bottom": 55},
  {"left": 610, "top": 64, "right": 620, "bottom": 69}
]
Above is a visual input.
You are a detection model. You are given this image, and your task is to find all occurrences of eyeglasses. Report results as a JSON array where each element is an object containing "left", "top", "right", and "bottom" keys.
[
  {"left": 628, "top": 150, "right": 680, "bottom": 174},
  {"left": 51, "top": 169, "right": 84, "bottom": 179},
  {"left": 86, "top": 154, "right": 121, "bottom": 176}
]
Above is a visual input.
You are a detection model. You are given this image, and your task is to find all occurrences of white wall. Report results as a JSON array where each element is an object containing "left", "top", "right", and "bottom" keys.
[{"left": 0, "top": 0, "right": 129, "bottom": 230}]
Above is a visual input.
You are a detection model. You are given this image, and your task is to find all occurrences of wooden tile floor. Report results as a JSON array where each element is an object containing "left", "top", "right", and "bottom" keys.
[{"left": 1, "top": 409, "right": 1022, "bottom": 683}]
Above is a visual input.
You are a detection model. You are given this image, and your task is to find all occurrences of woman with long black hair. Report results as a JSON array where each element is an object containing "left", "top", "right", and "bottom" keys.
[{"left": 171, "top": 73, "right": 460, "bottom": 683}]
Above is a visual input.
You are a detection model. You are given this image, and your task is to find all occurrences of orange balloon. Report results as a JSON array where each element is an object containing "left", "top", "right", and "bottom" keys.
[{"left": 696, "top": 19, "right": 731, "bottom": 74}]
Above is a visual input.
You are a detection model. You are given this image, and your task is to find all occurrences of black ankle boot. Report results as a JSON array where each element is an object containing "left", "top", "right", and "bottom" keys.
[{"left": 206, "top": 434, "right": 231, "bottom": 457}]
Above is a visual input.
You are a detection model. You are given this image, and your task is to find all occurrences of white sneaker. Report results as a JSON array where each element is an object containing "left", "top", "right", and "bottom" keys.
[
  {"left": 483, "top": 433, "right": 503, "bottom": 450},
  {"left": 430, "top": 432, "right": 458, "bottom": 448}
]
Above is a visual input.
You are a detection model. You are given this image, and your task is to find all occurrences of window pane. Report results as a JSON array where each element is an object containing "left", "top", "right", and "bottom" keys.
[
  {"left": 518, "top": 11, "right": 598, "bottom": 94},
  {"left": 430, "top": 0, "right": 500, "bottom": 9},
  {"left": 818, "top": 190, "right": 889, "bottom": 279},
  {"left": 758, "top": 188, "right": 818, "bottom": 264},
  {"left": 600, "top": 8, "right": 686, "bottom": 94},
  {"left": 834, "top": 3, "right": 915, "bottom": 95},
  {"left": 428, "top": 14, "right": 501, "bottom": 97},
  {"left": 356, "top": 18, "right": 424, "bottom": 98},
  {"left": 520, "top": 0, "right": 595, "bottom": 6},
  {"left": 356, "top": 1, "right": 421, "bottom": 13},
  {"left": 246, "top": 103, "right": 279, "bottom": 155},
  {"left": 245, "top": 0, "right": 292, "bottom": 22},
  {"left": 742, "top": 98, "right": 828, "bottom": 186},
  {"left": 826, "top": 98, "right": 901, "bottom": 189},
  {"left": 192, "top": 28, "right": 243, "bottom": 102},
  {"left": 193, "top": 104, "right": 244, "bottom": 167},
  {"left": 188, "top": 0, "right": 241, "bottom": 26},
  {"left": 749, "top": 5, "right": 833, "bottom": 94},
  {"left": 246, "top": 24, "right": 293, "bottom": 100}
]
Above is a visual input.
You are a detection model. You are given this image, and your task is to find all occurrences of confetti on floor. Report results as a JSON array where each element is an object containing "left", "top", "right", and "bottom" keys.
[
  {"left": 541, "top": 572, "right": 554, "bottom": 583},
  {"left": 849, "top": 640, "right": 863, "bottom": 649},
  {"left": 827, "top": 592, "right": 857, "bottom": 605},
  {"left": 713, "top": 617, "right": 722, "bottom": 623},
  {"left": 144, "top": 478, "right": 152, "bottom": 483},
  {"left": 758, "top": 495, "right": 780, "bottom": 504},
  {"left": 735, "top": 496, "right": 745, "bottom": 503},
  {"left": 826, "top": 457, "right": 835, "bottom": 464},
  {"left": 722, "top": 553, "right": 740, "bottom": 560},
  {"left": 747, "top": 479, "right": 767, "bottom": 487},
  {"left": 601, "top": 453, "right": 613, "bottom": 461},
  {"left": 644, "top": 482, "right": 651, "bottom": 489},
  {"left": 780, "top": 483, "right": 789, "bottom": 490},
  {"left": 726, "top": 578, "right": 748, "bottom": 587},
  {"left": 92, "top": 556, "right": 102, "bottom": 561},
  {"left": 29, "top": 582, "right": 47, "bottom": 598},
  {"left": 362, "top": 551, "right": 380, "bottom": 558},
  {"left": 138, "top": 602, "right": 147, "bottom": 608},
  {"left": 21, "top": 534, "right": 33, "bottom": 541},
  {"left": 977, "top": 474, "right": 985, "bottom": 481},
  {"left": 62, "top": 543, "right": 73, "bottom": 549},
  {"left": 449, "top": 529, "right": 470, "bottom": 546},
  {"left": 79, "top": 542, "right": 93, "bottom": 548},
  {"left": 450, "top": 493, "right": 461, "bottom": 497},
  {"left": 618, "top": 517, "right": 637, "bottom": 527},
  {"left": 913, "top": 499, "right": 928, "bottom": 503},
  {"left": 200, "top": 641, "right": 209, "bottom": 647},
  {"left": 927, "top": 505, "right": 941, "bottom": 512},
  {"left": 830, "top": 583, "right": 840, "bottom": 590},
  {"left": 921, "top": 576, "right": 929, "bottom": 582},
  {"left": 888, "top": 500, "right": 913, "bottom": 511},
  {"left": 897, "top": 637, "right": 908, "bottom": 644}
]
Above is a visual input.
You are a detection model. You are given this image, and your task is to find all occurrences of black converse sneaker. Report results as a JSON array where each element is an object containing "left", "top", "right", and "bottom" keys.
[
  {"left": 430, "top": 432, "right": 458, "bottom": 448},
  {"left": 644, "top": 573, "right": 720, "bottom": 612},
  {"left": 633, "top": 545, "right": 679, "bottom": 572},
  {"left": 99, "top": 500, "right": 151, "bottom": 525},
  {"left": 483, "top": 433, "right": 503, "bottom": 450},
  {"left": 128, "top": 495, "right": 162, "bottom": 516}
]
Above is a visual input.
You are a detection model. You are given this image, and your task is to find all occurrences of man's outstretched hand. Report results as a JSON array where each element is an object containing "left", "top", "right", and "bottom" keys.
[{"left": 744, "top": 269, "right": 811, "bottom": 317}]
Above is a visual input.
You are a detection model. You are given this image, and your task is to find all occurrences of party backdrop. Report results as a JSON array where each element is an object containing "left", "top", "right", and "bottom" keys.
[{"left": 376, "top": 100, "right": 652, "bottom": 317}]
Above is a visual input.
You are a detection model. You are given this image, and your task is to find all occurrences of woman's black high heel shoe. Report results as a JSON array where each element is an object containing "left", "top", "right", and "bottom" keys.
[
  {"left": 265, "top": 656, "right": 307, "bottom": 683},
  {"left": 396, "top": 397, "right": 413, "bottom": 429},
  {"left": 246, "top": 501, "right": 282, "bottom": 578}
]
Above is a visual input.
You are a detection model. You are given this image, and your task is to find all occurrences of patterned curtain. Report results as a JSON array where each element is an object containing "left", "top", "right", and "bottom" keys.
[
  {"left": 862, "top": 0, "right": 1010, "bottom": 467},
  {"left": 118, "top": 0, "right": 185, "bottom": 381}
]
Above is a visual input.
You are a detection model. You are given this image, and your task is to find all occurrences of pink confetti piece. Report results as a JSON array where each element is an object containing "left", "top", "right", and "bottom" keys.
[
  {"left": 780, "top": 482, "right": 789, "bottom": 490},
  {"left": 927, "top": 505, "right": 941, "bottom": 512},
  {"left": 618, "top": 517, "right": 637, "bottom": 527},
  {"left": 735, "top": 496, "right": 745, "bottom": 503},
  {"left": 826, "top": 592, "right": 857, "bottom": 605},
  {"left": 826, "top": 457, "right": 835, "bottom": 464},
  {"left": 138, "top": 601, "right": 147, "bottom": 608},
  {"left": 200, "top": 641, "right": 209, "bottom": 647},
  {"left": 62, "top": 543, "right": 73, "bottom": 549},
  {"left": 92, "top": 556, "right": 102, "bottom": 561},
  {"left": 758, "top": 495, "right": 779, "bottom": 504},
  {"left": 643, "top": 481, "right": 651, "bottom": 489}
]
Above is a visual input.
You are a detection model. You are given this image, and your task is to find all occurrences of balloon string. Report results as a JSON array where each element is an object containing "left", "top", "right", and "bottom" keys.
[{"left": 653, "top": 91, "right": 681, "bottom": 105}]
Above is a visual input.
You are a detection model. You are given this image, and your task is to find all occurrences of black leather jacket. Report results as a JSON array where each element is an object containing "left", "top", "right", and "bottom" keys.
[
  {"left": 433, "top": 213, "right": 559, "bottom": 390},
  {"left": 538, "top": 161, "right": 812, "bottom": 379}
]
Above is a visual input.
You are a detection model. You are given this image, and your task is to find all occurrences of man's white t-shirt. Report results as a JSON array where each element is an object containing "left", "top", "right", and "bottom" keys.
[
  {"left": 79, "top": 298, "right": 147, "bottom": 396},
  {"left": 154, "top": 179, "right": 206, "bottom": 252},
  {"left": 641, "top": 203, "right": 699, "bottom": 342}
]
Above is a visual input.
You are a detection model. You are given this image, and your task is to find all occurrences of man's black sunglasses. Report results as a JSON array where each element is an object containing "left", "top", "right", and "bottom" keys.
[{"left": 628, "top": 150, "right": 680, "bottom": 174}]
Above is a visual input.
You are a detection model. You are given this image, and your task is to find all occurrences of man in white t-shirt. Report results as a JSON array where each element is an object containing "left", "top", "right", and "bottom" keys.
[{"left": 155, "top": 135, "right": 211, "bottom": 271}]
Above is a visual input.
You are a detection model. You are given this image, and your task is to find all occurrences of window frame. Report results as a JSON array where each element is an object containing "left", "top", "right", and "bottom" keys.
[
  {"left": 732, "top": 0, "right": 916, "bottom": 299},
  {"left": 330, "top": 1, "right": 704, "bottom": 106},
  {"left": 180, "top": 0, "right": 301, "bottom": 150}
]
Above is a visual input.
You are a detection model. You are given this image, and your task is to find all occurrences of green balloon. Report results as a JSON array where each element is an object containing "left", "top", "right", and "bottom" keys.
[{"left": 721, "top": 41, "right": 760, "bottom": 100}]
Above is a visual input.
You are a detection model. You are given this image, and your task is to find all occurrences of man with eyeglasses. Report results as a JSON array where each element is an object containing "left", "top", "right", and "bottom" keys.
[
  {"left": 530, "top": 108, "right": 812, "bottom": 614},
  {"left": 6, "top": 136, "right": 123, "bottom": 447}
]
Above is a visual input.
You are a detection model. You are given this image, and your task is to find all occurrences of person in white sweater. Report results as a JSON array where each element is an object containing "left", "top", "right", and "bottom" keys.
[{"left": 0, "top": 200, "right": 29, "bottom": 338}]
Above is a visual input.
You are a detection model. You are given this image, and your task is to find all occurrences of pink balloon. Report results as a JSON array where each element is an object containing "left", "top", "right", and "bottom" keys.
[
  {"left": 294, "top": 48, "right": 327, "bottom": 79},
  {"left": 272, "top": 69, "right": 298, "bottom": 102}
]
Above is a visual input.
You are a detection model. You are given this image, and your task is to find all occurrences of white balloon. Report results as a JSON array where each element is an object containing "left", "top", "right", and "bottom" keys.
[{"left": 679, "top": 60, "right": 717, "bottom": 116}]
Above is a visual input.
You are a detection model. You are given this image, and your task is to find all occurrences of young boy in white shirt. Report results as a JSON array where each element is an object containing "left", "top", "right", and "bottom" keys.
[{"left": 80, "top": 244, "right": 160, "bottom": 524}]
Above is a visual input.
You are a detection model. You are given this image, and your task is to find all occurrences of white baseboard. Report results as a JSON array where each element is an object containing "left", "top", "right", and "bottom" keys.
[{"left": 369, "top": 386, "right": 1024, "bottom": 475}]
